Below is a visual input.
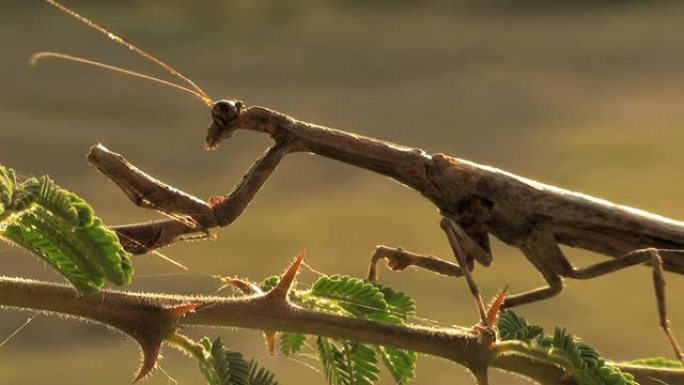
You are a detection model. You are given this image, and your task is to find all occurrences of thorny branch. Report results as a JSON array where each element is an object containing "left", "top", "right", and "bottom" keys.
[{"left": 1, "top": 276, "right": 681, "bottom": 385}]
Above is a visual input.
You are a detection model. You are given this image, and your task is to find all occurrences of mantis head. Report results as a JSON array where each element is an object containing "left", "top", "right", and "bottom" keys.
[{"left": 205, "top": 100, "right": 245, "bottom": 150}]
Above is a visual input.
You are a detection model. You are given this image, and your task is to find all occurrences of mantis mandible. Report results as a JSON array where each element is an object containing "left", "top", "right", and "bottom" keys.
[{"left": 34, "top": 0, "right": 684, "bottom": 363}]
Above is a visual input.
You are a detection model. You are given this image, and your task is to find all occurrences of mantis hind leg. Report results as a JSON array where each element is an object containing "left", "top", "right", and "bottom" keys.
[
  {"left": 505, "top": 230, "right": 684, "bottom": 363},
  {"left": 565, "top": 248, "right": 684, "bottom": 363}
]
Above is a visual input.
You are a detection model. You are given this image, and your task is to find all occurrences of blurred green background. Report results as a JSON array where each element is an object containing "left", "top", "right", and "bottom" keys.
[{"left": 2, "top": 1, "right": 684, "bottom": 384}]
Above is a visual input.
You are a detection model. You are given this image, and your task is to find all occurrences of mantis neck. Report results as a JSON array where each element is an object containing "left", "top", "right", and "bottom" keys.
[{"left": 241, "top": 105, "right": 434, "bottom": 193}]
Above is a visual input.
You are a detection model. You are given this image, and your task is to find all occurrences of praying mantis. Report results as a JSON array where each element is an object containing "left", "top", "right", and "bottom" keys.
[{"left": 34, "top": 0, "right": 684, "bottom": 364}]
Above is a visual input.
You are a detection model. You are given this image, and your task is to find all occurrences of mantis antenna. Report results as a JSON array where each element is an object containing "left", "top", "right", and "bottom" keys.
[
  {"left": 33, "top": 0, "right": 214, "bottom": 107},
  {"left": 30, "top": 52, "right": 209, "bottom": 104},
  {"left": 30, "top": 0, "right": 203, "bottom": 271}
]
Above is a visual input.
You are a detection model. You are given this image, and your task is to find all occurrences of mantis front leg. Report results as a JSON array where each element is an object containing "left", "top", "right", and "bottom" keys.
[{"left": 89, "top": 141, "right": 293, "bottom": 253}]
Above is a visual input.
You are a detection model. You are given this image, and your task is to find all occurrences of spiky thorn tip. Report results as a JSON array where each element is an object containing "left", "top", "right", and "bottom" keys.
[
  {"left": 132, "top": 339, "right": 163, "bottom": 383},
  {"left": 466, "top": 287, "right": 508, "bottom": 385},
  {"left": 131, "top": 303, "right": 201, "bottom": 383},
  {"left": 264, "top": 330, "right": 277, "bottom": 356},
  {"left": 266, "top": 250, "right": 305, "bottom": 302},
  {"left": 473, "top": 286, "right": 507, "bottom": 352},
  {"left": 485, "top": 285, "right": 508, "bottom": 327}
]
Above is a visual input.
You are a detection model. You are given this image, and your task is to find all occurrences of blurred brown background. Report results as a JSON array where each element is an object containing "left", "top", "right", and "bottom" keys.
[{"left": 2, "top": 1, "right": 684, "bottom": 384}]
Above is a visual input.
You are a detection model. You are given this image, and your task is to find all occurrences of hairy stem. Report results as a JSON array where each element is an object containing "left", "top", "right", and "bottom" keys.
[{"left": 1, "top": 276, "right": 681, "bottom": 385}]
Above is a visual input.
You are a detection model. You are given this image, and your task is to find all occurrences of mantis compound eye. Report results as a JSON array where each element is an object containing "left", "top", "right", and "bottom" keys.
[
  {"left": 205, "top": 99, "right": 244, "bottom": 150},
  {"left": 211, "top": 99, "right": 242, "bottom": 124}
]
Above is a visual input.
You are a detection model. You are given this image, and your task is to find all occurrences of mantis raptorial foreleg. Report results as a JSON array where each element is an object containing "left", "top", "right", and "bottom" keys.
[
  {"left": 208, "top": 140, "right": 293, "bottom": 226},
  {"left": 89, "top": 141, "right": 293, "bottom": 253}
]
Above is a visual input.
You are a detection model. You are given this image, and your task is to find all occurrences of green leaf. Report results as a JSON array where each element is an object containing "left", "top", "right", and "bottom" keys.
[
  {"left": 310, "top": 275, "right": 400, "bottom": 323},
  {"left": 318, "top": 337, "right": 347, "bottom": 385},
  {"left": 375, "top": 346, "right": 416, "bottom": 385},
  {"left": 497, "top": 310, "right": 543, "bottom": 342},
  {"left": 74, "top": 218, "right": 131, "bottom": 285},
  {"left": 214, "top": 339, "right": 250, "bottom": 385},
  {"left": 247, "top": 359, "right": 278, "bottom": 385},
  {"left": 372, "top": 283, "right": 416, "bottom": 321},
  {"left": 194, "top": 337, "right": 278, "bottom": 385},
  {"left": 0, "top": 166, "right": 17, "bottom": 212},
  {"left": 231, "top": 275, "right": 418, "bottom": 385},
  {"left": 317, "top": 337, "right": 380, "bottom": 385},
  {"left": 0, "top": 164, "right": 133, "bottom": 293},
  {"left": 631, "top": 357, "right": 683, "bottom": 368},
  {"left": 497, "top": 311, "right": 637, "bottom": 385},
  {"left": 199, "top": 337, "right": 249, "bottom": 385},
  {"left": 279, "top": 332, "right": 306, "bottom": 357},
  {"left": 259, "top": 275, "right": 280, "bottom": 292},
  {"left": 3, "top": 212, "right": 101, "bottom": 293},
  {"left": 24, "top": 176, "right": 83, "bottom": 227},
  {"left": 295, "top": 277, "right": 417, "bottom": 385},
  {"left": 576, "top": 342, "right": 601, "bottom": 369},
  {"left": 553, "top": 327, "right": 584, "bottom": 368},
  {"left": 343, "top": 343, "right": 380, "bottom": 385},
  {"left": 595, "top": 365, "right": 636, "bottom": 385}
]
